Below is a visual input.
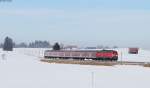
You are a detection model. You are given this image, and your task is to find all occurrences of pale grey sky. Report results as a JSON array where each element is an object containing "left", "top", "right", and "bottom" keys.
[{"left": 0, "top": 0, "right": 150, "bottom": 48}]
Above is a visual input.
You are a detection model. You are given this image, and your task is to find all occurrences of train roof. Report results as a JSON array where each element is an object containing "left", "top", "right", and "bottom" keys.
[{"left": 45, "top": 49, "right": 117, "bottom": 52}]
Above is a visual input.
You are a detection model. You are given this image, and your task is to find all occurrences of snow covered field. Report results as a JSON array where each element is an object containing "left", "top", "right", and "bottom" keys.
[
  {"left": 116, "top": 48, "right": 150, "bottom": 62},
  {"left": 0, "top": 48, "right": 150, "bottom": 88}
]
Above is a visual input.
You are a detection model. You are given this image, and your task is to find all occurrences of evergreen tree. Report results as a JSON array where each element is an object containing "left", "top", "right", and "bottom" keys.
[
  {"left": 3, "top": 37, "right": 13, "bottom": 51},
  {"left": 53, "top": 42, "right": 60, "bottom": 50}
]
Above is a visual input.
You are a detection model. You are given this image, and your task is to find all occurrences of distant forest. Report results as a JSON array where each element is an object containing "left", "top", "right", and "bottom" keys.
[
  {"left": 0, "top": 37, "right": 118, "bottom": 49},
  {"left": 0, "top": 40, "right": 52, "bottom": 48}
]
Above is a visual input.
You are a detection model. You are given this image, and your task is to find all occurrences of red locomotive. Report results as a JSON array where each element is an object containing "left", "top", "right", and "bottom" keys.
[{"left": 44, "top": 50, "right": 118, "bottom": 61}]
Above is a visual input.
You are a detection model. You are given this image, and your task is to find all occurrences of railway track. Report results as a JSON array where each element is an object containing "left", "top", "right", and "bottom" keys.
[{"left": 41, "top": 59, "right": 150, "bottom": 67}]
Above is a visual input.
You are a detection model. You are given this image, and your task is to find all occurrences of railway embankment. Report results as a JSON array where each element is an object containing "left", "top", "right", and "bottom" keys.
[{"left": 41, "top": 58, "right": 150, "bottom": 67}]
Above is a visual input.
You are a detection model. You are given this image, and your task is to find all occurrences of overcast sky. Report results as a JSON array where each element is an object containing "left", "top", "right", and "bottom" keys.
[{"left": 0, "top": 0, "right": 150, "bottom": 48}]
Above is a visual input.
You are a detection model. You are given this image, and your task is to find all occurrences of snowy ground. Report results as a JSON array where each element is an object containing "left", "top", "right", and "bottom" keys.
[
  {"left": 116, "top": 48, "right": 150, "bottom": 62},
  {"left": 0, "top": 49, "right": 150, "bottom": 88}
]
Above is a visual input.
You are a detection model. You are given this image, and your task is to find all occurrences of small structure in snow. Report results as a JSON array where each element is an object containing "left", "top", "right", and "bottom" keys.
[
  {"left": 1, "top": 53, "right": 6, "bottom": 60},
  {"left": 128, "top": 48, "right": 139, "bottom": 54}
]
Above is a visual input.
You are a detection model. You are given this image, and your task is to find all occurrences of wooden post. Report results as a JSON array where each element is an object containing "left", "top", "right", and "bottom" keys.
[
  {"left": 92, "top": 72, "right": 94, "bottom": 88},
  {"left": 121, "top": 52, "right": 123, "bottom": 65}
]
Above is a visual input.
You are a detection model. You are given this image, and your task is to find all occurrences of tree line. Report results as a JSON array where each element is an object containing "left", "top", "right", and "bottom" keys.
[
  {"left": 0, "top": 39, "right": 52, "bottom": 49},
  {"left": 0, "top": 36, "right": 61, "bottom": 51},
  {"left": 0, "top": 36, "right": 118, "bottom": 51}
]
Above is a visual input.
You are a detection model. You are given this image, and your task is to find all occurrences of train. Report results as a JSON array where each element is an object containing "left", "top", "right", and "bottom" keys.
[{"left": 44, "top": 50, "right": 118, "bottom": 61}]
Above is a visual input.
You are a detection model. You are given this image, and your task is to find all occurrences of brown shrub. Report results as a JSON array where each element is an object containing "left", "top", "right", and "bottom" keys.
[
  {"left": 40, "top": 59, "right": 117, "bottom": 66},
  {"left": 144, "top": 64, "right": 150, "bottom": 67}
]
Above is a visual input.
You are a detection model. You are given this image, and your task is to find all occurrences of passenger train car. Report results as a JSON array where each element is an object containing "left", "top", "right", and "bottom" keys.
[{"left": 44, "top": 50, "right": 118, "bottom": 61}]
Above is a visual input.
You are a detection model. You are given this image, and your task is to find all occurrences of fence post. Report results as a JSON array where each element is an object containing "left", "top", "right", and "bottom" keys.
[
  {"left": 92, "top": 72, "right": 94, "bottom": 88},
  {"left": 121, "top": 52, "right": 123, "bottom": 65}
]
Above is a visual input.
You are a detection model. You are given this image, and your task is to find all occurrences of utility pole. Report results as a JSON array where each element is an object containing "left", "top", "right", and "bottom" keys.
[
  {"left": 91, "top": 72, "right": 94, "bottom": 88},
  {"left": 121, "top": 52, "right": 123, "bottom": 65}
]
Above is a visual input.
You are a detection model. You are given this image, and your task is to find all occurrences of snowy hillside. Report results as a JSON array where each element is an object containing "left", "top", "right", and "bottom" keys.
[{"left": 0, "top": 48, "right": 150, "bottom": 88}]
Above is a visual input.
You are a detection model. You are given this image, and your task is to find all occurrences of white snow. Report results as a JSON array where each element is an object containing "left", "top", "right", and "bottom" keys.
[
  {"left": 115, "top": 48, "right": 150, "bottom": 62},
  {"left": 0, "top": 48, "right": 150, "bottom": 88}
]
